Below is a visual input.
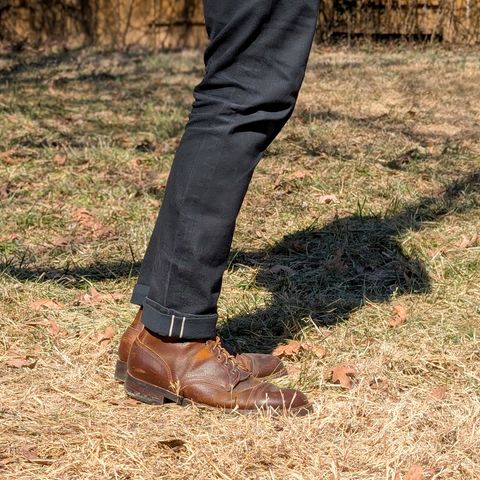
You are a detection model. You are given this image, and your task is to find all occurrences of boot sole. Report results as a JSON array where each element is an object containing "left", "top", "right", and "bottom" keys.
[
  {"left": 124, "top": 372, "right": 312, "bottom": 416},
  {"left": 114, "top": 359, "right": 128, "bottom": 383}
]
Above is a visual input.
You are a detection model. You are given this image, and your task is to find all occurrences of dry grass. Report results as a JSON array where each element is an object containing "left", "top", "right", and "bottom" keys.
[{"left": 1, "top": 43, "right": 479, "bottom": 479}]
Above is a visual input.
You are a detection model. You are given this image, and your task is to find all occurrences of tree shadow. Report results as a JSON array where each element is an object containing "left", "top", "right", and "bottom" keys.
[
  {"left": 0, "top": 256, "right": 141, "bottom": 287},
  {"left": 219, "top": 170, "right": 479, "bottom": 353}
]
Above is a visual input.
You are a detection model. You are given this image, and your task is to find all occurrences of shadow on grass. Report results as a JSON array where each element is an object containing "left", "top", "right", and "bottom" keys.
[
  {"left": 219, "top": 169, "right": 479, "bottom": 352},
  {"left": 2, "top": 170, "right": 478, "bottom": 353}
]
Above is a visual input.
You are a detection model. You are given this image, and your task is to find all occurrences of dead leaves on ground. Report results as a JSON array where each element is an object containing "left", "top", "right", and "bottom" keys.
[
  {"left": 268, "top": 264, "right": 295, "bottom": 275},
  {"left": 0, "top": 147, "right": 19, "bottom": 165},
  {"left": 317, "top": 194, "right": 339, "bottom": 204},
  {"left": 456, "top": 232, "right": 478, "bottom": 249},
  {"left": 25, "top": 319, "right": 65, "bottom": 337},
  {"left": 325, "top": 248, "right": 347, "bottom": 273},
  {"left": 5, "top": 347, "right": 40, "bottom": 369},
  {"left": 389, "top": 305, "right": 407, "bottom": 327},
  {"left": 429, "top": 385, "right": 448, "bottom": 400},
  {"left": 96, "top": 326, "right": 115, "bottom": 346},
  {"left": 24, "top": 288, "right": 121, "bottom": 349},
  {"left": 273, "top": 341, "right": 359, "bottom": 389},
  {"left": 288, "top": 170, "right": 310, "bottom": 180},
  {"left": 52, "top": 153, "right": 67, "bottom": 166},
  {"left": 29, "top": 299, "right": 64, "bottom": 311},
  {"left": 325, "top": 363, "right": 357, "bottom": 389},
  {"left": 71, "top": 207, "right": 115, "bottom": 239},
  {"left": 273, "top": 340, "right": 327, "bottom": 359},
  {"left": 429, "top": 232, "right": 479, "bottom": 257},
  {"left": 29, "top": 287, "right": 124, "bottom": 312},
  {"left": 73, "top": 286, "right": 124, "bottom": 305},
  {"left": 16, "top": 446, "right": 55, "bottom": 466},
  {"left": 395, "top": 464, "right": 424, "bottom": 480}
]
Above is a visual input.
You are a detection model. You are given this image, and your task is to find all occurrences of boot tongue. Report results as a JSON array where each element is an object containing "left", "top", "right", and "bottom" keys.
[
  {"left": 234, "top": 353, "right": 252, "bottom": 372},
  {"left": 236, "top": 366, "right": 251, "bottom": 382}
]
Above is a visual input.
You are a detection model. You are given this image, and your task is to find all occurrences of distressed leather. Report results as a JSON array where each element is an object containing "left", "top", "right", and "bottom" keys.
[
  {"left": 127, "top": 328, "right": 309, "bottom": 411},
  {"left": 118, "top": 308, "right": 287, "bottom": 379}
]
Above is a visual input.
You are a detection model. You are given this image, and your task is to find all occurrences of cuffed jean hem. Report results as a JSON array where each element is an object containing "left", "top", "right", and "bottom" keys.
[
  {"left": 130, "top": 283, "right": 150, "bottom": 306},
  {"left": 142, "top": 296, "right": 218, "bottom": 340}
]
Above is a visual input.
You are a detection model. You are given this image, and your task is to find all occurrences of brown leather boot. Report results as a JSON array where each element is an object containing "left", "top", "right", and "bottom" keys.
[
  {"left": 114, "top": 308, "right": 287, "bottom": 382},
  {"left": 114, "top": 308, "right": 143, "bottom": 382},
  {"left": 124, "top": 328, "right": 311, "bottom": 415}
]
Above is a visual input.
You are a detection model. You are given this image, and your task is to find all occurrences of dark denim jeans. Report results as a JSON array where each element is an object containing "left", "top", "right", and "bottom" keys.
[{"left": 131, "top": 0, "right": 320, "bottom": 339}]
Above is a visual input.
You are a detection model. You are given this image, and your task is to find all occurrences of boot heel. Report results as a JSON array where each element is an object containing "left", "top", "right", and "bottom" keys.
[
  {"left": 114, "top": 360, "right": 127, "bottom": 383},
  {"left": 124, "top": 372, "right": 184, "bottom": 405}
]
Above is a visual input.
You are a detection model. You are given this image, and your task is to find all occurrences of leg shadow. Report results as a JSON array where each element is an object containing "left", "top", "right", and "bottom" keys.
[{"left": 219, "top": 170, "right": 479, "bottom": 353}]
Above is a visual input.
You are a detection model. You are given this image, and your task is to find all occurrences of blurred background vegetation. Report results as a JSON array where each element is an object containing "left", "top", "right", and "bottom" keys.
[{"left": 0, "top": 0, "right": 479, "bottom": 50}]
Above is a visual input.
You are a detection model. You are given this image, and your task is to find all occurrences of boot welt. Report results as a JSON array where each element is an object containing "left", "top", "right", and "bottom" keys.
[{"left": 124, "top": 372, "right": 313, "bottom": 416}]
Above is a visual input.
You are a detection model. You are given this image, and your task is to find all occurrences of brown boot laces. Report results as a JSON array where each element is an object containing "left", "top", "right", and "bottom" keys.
[{"left": 207, "top": 336, "right": 245, "bottom": 375}]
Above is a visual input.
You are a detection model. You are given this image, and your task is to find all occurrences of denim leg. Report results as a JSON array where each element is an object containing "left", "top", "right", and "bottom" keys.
[{"left": 131, "top": 0, "right": 321, "bottom": 340}]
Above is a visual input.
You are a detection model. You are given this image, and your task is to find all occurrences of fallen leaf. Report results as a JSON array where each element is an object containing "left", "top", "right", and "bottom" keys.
[
  {"left": 72, "top": 208, "right": 114, "bottom": 238},
  {"left": 0, "top": 233, "right": 18, "bottom": 242},
  {"left": 327, "top": 363, "right": 356, "bottom": 389},
  {"left": 47, "top": 319, "right": 61, "bottom": 336},
  {"left": 19, "top": 446, "right": 54, "bottom": 465},
  {"left": 25, "top": 320, "right": 65, "bottom": 336},
  {"left": 49, "top": 235, "right": 71, "bottom": 247},
  {"left": 5, "top": 349, "right": 37, "bottom": 369},
  {"left": 53, "top": 154, "right": 66, "bottom": 166},
  {"left": 97, "top": 326, "right": 115, "bottom": 345},
  {"left": 32, "top": 344, "right": 42, "bottom": 355},
  {"left": 428, "top": 246, "right": 444, "bottom": 258},
  {"left": 456, "top": 233, "right": 478, "bottom": 249},
  {"left": 289, "top": 170, "right": 309, "bottom": 180},
  {"left": 29, "top": 298, "right": 64, "bottom": 310},
  {"left": 75, "top": 286, "right": 124, "bottom": 304},
  {"left": 306, "top": 344, "right": 327, "bottom": 358},
  {"left": 273, "top": 341, "right": 327, "bottom": 359},
  {"left": 317, "top": 194, "right": 339, "bottom": 204},
  {"left": 405, "top": 464, "right": 423, "bottom": 480},
  {"left": 158, "top": 439, "right": 186, "bottom": 451},
  {"left": 389, "top": 305, "right": 407, "bottom": 327},
  {"left": 325, "top": 248, "right": 346, "bottom": 273},
  {"left": 268, "top": 264, "right": 295, "bottom": 275},
  {"left": 6, "top": 357, "right": 36, "bottom": 368},
  {"left": 430, "top": 385, "right": 447, "bottom": 400},
  {"left": 273, "top": 341, "right": 302, "bottom": 357},
  {"left": 0, "top": 148, "right": 18, "bottom": 164},
  {"left": 369, "top": 378, "right": 389, "bottom": 391}
]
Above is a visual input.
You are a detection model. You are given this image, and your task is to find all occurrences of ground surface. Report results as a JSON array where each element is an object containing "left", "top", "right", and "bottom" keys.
[{"left": 0, "top": 43, "right": 479, "bottom": 480}]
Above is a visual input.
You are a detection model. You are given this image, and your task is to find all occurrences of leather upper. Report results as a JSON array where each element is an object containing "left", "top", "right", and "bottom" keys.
[
  {"left": 118, "top": 308, "right": 287, "bottom": 379},
  {"left": 127, "top": 329, "right": 309, "bottom": 411}
]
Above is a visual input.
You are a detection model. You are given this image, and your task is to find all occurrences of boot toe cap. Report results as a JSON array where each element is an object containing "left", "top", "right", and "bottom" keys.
[{"left": 246, "top": 384, "right": 311, "bottom": 413}]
